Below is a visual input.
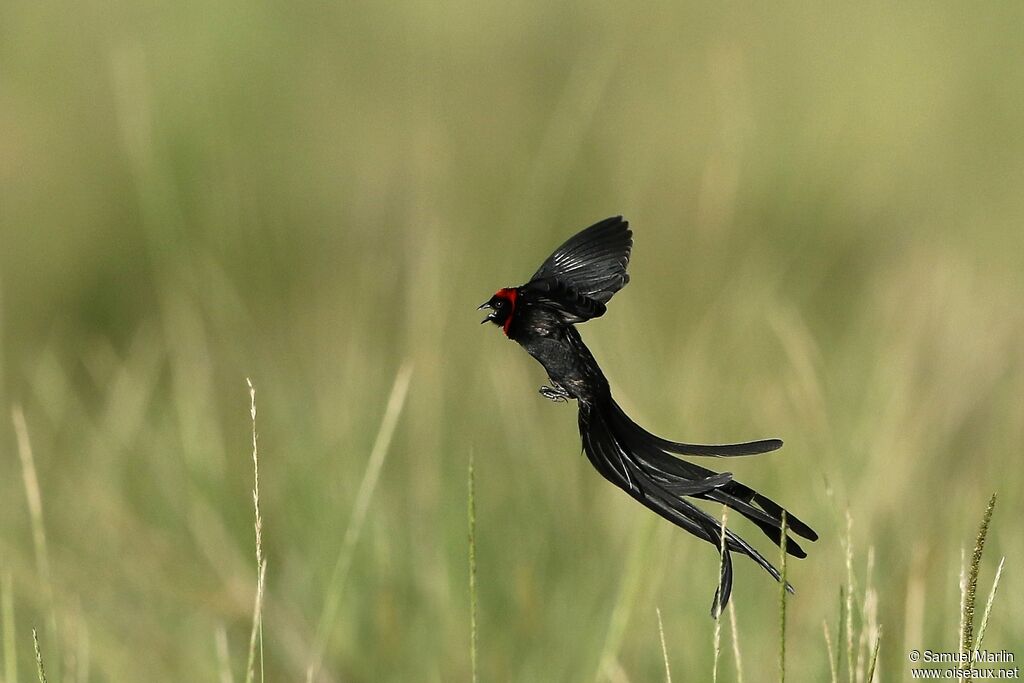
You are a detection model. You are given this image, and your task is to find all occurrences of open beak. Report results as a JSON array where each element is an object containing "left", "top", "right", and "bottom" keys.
[{"left": 478, "top": 300, "right": 495, "bottom": 324}]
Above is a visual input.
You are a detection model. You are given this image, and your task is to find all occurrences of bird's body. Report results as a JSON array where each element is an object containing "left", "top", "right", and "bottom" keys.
[
  {"left": 515, "top": 311, "right": 604, "bottom": 403},
  {"left": 480, "top": 216, "right": 817, "bottom": 614}
]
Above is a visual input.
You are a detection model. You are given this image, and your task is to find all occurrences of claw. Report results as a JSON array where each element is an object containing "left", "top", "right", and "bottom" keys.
[{"left": 539, "top": 385, "right": 569, "bottom": 402}]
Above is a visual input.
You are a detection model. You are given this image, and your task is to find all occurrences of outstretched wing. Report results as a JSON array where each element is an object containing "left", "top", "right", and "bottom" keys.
[{"left": 530, "top": 216, "right": 632, "bottom": 306}]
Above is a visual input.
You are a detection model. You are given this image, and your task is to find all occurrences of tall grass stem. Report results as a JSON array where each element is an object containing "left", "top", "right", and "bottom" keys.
[
  {"left": 974, "top": 556, "right": 1004, "bottom": 653},
  {"left": 823, "top": 621, "right": 838, "bottom": 683},
  {"left": 595, "top": 515, "right": 654, "bottom": 682},
  {"left": 844, "top": 512, "right": 854, "bottom": 683},
  {"left": 245, "top": 378, "right": 265, "bottom": 683},
  {"left": 31, "top": 629, "right": 47, "bottom": 683},
  {"left": 960, "top": 493, "right": 997, "bottom": 677},
  {"left": 656, "top": 608, "right": 672, "bottom": 683},
  {"left": 215, "top": 624, "right": 234, "bottom": 683},
  {"left": 728, "top": 601, "right": 744, "bottom": 683},
  {"left": 778, "top": 511, "right": 788, "bottom": 683},
  {"left": 866, "top": 627, "right": 881, "bottom": 683},
  {"left": 309, "top": 362, "right": 413, "bottom": 680},
  {"left": 244, "top": 560, "right": 267, "bottom": 683},
  {"left": 13, "top": 408, "right": 58, "bottom": 680},
  {"left": 713, "top": 507, "right": 729, "bottom": 682},
  {"left": 467, "top": 454, "right": 478, "bottom": 683},
  {"left": 2, "top": 571, "right": 16, "bottom": 683}
]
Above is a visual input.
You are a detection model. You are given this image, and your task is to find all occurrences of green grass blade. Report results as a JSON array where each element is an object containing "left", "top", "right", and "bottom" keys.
[
  {"left": 2, "top": 571, "right": 16, "bottom": 683},
  {"left": 31, "top": 629, "right": 47, "bottom": 683},
  {"left": 594, "top": 514, "right": 655, "bottom": 682},
  {"left": 728, "top": 601, "right": 744, "bottom": 683},
  {"left": 13, "top": 408, "right": 59, "bottom": 683},
  {"left": 961, "top": 493, "right": 997, "bottom": 663},
  {"left": 974, "top": 556, "right": 1005, "bottom": 653},
  {"left": 244, "top": 378, "right": 265, "bottom": 683},
  {"left": 836, "top": 587, "right": 845, "bottom": 683},
  {"left": 244, "top": 560, "right": 267, "bottom": 683},
  {"left": 844, "top": 512, "right": 854, "bottom": 683},
  {"left": 823, "top": 621, "right": 838, "bottom": 683},
  {"left": 215, "top": 624, "right": 233, "bottom": 683},
  {"left": 309, "top": 362, "right": 413, "bottom": 679},
  {"left": 713, "top": 506, "right": 729, "bottom": 682},
  {"left": 657, "top": 607, "right": 672, "bottom": 683},
  {"left": 778, "top": 511, "right": 788, "bottom": 683},
  {"left": 468, "top": 453, "right": 478, "bottom": 683},
  {"left": 865, "top": 627, "right": 881, "bottom": 683}
]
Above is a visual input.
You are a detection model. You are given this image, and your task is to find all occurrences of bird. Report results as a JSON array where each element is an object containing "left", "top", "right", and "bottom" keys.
[{"left": 479, "top": 216, "right": 817, "bottom": 615}]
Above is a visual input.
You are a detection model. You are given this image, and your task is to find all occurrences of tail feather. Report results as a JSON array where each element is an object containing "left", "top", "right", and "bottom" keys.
[
  {"left": 580, "top": 396, "right": 816, "bottom": 615},
  {"left": 608, "top": 402, "right": 818, "bottom": 543},
  {"left": 631, "top": 436, "right": 811, "bottom": 558},
  {"left": 610, "top": 401, "right": 783, "bottom": 456}
]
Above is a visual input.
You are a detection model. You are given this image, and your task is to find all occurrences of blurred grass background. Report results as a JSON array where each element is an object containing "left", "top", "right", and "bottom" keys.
[{"left": 1, "top": 1, "right": 1023, "bottom": 680}]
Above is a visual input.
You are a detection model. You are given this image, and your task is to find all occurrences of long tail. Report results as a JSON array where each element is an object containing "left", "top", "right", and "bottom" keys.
[{"left": 578, "top": 394, "right": 818, "bottom": 616}]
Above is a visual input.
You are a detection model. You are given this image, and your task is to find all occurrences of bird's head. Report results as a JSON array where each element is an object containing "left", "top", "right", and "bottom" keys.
[{"left": 479, "top": 287, "right": 518, "bottom": 335}]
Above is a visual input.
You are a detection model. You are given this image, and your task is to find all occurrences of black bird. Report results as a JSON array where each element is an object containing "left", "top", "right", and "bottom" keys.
[{"left": 479, "top": 216, "right": 817, "bottom": 615}]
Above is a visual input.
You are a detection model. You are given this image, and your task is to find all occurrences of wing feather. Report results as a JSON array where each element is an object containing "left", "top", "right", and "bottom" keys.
[{"left": 530, "top": 216, "right": 632, "bottom": 306}]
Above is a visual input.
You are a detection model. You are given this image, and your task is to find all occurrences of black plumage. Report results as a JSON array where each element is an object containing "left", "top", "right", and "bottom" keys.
[{"left": 480, "top": 216, "right": 817, "bottom": 615}]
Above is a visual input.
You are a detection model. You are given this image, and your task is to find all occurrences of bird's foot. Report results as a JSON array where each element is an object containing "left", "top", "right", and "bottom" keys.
[{"left": 539, "top": 385, "right": 570, "bottom": 402}]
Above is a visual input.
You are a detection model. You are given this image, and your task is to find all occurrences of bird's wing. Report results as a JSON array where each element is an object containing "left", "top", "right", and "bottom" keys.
[
  {"left": 529, "top": 216, "right": 632, "bottom": 307},
  {"left": 521, "top": 277, "right": 607, "bottom": 324}
]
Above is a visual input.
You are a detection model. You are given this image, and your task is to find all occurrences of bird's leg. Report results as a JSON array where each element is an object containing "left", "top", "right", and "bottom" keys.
[{"left": 539, "top": 382, "right": 570, "bottom": 403}]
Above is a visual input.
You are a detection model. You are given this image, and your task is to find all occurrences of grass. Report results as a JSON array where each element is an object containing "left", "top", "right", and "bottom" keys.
[
  {"left": 12, "top": 408, "right": 60, "bottom": 683},
  {"left": 778, "top": 512, "right": 788, "bottom": 683},
  {"left": 1, "top": 333, "right": 1015, "bottom": 683},
  {"left": 215, "top": 625, "right": 232, "bottom": 683},
  {"left": 12, "top": 409, "right": 57, "bottom": 676},
  {"left": 594, "top": 515, "right": 656, "bottom": 682},
  {"left": 18, "top": 425, "right": 989, "bottom": 683},
  {"left": 958, "top": 494, "right": 999, "bottom": 681},
  {"left": 2, "top": 572, "right": 16, "bottom": 683},
  {"left": 824, "top": 616, "right": 838, "bottom": 683},
  {"left": 1, "top": 1, "right": 1022, "bottom": 680},
  {"left": 712, "top": 507, "right": 728, "bottom": 682},
  {"left": 960, "top": 494, "right": 996, "bottom": 657},
  {"left": 467, "top": 454, "right": 478, "bottom": 683},
  {"left": 31, "top": 629, "right": 47, "bottom": 683},
  {"left": 243, "top": 378, "right": 265, "bottom": 683},
  {"left": 975, "top": 556, "right": 1005, "bottom": 655},
  {"left": 727, "top": 601, "right": 745, "bottom": 683},
  {"left": 656, "top": 607, "right": 671, "bottom": 683},
  {"left": 308, "top": 364, "right": 413, "bottom": 681}
]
